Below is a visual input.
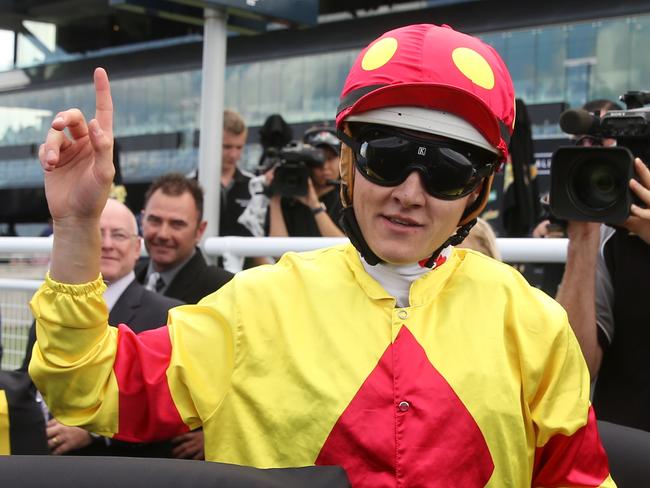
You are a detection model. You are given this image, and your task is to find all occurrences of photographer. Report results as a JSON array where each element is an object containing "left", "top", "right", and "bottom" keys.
[
  {"left": 267, "top": 127, "right": 344, "bottom": 237},
  {"left": 556, "top": 99, "right": 650, "bottom": 432}
]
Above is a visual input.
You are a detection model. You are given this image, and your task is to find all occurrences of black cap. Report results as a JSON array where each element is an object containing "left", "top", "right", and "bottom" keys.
[{"left": 303, "top": 126, "right": 340, "bottom": 156}]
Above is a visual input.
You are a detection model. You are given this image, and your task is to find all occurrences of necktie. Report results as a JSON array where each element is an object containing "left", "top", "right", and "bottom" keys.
[{"left": 145, "top": 272, "right": 165, "bottom": 292}]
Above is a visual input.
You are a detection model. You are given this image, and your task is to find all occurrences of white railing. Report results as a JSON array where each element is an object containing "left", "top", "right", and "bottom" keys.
[
  {"left": 0, "top": 235, "right": 569, "bottom": 260},
  {"left": 0, "top": 236, "right": 54, "bottom": 253},
  {"left": 0, "top": 235, "right": 568, "bottom": 370},
  {"left": 0, "top": 278, "right": 44, "bottom": 291},
  {"left": 0, "top": 236, "right": 568, "bottom": 292}
]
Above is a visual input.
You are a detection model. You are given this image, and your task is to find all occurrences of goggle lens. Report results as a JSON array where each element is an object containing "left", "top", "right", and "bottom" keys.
[{"left": 339, "top": 126, "right": 497, "bottom": 200}]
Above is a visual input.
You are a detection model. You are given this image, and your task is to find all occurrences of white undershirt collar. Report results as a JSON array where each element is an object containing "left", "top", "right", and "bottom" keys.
[
  {"left": 361, "top": 246, "right": 452, "bottom": 307},
  {"left": 103, "top": 271, "right": 135, "bottom": 311}
]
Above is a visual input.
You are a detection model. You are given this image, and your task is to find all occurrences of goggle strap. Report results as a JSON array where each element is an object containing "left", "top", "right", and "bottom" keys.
[
  {"left": 337, "top": 130, "right": 360, "bottom": 152},
  {"left": 339, "top": 206, "right": 383, "bottom": 266}
]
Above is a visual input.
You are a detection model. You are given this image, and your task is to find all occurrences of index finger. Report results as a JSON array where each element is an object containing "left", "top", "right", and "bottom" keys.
[{"left": 94, "top": 67, "right": 113, "bottom": 136}]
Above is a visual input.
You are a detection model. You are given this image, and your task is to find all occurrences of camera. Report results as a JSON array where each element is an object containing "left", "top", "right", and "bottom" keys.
[
  {"left": 549, "top": 91, "right": 650, "bottom": 223},
  {"left": 264, "top": 141, "right": 325, "bottom": 198}
]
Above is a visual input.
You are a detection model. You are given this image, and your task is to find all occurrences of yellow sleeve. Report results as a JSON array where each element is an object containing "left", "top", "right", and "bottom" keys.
[
  {"left": 525, "top": 293, "right": 616, "bottom": 487},
  {"left": 28, "top": 274, "right": 120, "bottom": 436}
]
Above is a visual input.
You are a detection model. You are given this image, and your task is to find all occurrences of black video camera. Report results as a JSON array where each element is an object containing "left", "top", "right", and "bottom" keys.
[
  {"left": 265, "top": 141, "right": 325, "bottom": 198},
  {"left": 549, "top": 91, "right": 650, "bottom": 224}
]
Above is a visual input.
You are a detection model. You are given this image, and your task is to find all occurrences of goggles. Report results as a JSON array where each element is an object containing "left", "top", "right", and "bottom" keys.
[{"left": 338, "top": 125, "right": 497, "bottom": 200}]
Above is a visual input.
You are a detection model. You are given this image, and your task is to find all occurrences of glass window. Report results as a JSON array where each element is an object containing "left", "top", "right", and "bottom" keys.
[
  {"left": 225, "top": 64, "right": 242, "bottom": 113},
  {"left": 16, "top": 20, "right": 58, "bottom": 68},
  {"left": 281, "top": 56, "right": 306, "bottom": 123},
  {"left": 238, "top": 61, "right": 262, "bottom": 125},
  {"left": 630, "top": 16, "right": 650, "bottom": 93},
  {"left": 504, "top": 29, "right": 536, "bottom": 102},
  {"left": 591, "top": 19, "right": 631, "bottom": 102},
  {"left": 0, "top": 30, "right": 15, "bottom": 71},
  {"left": 566, "top": 22, "right": 597, "bottom": 59},
  {"left": 303, "top": 52, "right": 329, "bottom": 121},
  {"left": 535, "top": 26, "right": 566, "bottom": 103}
]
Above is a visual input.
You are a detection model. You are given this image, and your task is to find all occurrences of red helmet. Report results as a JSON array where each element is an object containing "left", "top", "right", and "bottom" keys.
[{"left": 336, "top": 24, "right": 515, "bottom": 223}]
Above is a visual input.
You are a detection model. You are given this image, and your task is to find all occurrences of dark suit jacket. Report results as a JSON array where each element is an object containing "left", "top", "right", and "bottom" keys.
[
  {"left": 135, "top": 248, "right": 233, "bottom": 304},
  {"left": 110, "top": 280, "right": 183, "bottom": 333},
  {"left": 22, "top": 279, "right": 183, "bottom": 458},
  {"left": 0, "top": 370, "right": 48, "bottom": 454}
]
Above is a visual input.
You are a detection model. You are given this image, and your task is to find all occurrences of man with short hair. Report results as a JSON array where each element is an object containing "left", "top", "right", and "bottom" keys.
[
  {"left": 135, "top": 172, "right": 233, "bottom": 304},
  {"left": 134, "top": 174, "right": 232, "bottom": 460},
  {"left": 218, "top": 109, "right": 270, "bottom": 270},
  {"left": 220, "top": 109, "right": 254, "bottom": 238},
  {"left": 32, "top": 24, "right": 614, "bottom": 486}
]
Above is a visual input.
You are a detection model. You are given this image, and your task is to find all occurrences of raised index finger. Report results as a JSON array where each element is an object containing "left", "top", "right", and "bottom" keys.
[{"left": 93, "top": 67, "right": 113, "bottom": 136}]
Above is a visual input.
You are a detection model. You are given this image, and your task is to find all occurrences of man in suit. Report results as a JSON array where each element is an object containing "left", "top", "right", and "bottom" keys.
[
  {"left": 134, "top": 174, "right": 233, "bottom": 459},
  {"left": 23, "top": 198, "right": 185, "bottom": 458},
  {"left": 135, "top": 173, "right": 233, "bottom": 304}
]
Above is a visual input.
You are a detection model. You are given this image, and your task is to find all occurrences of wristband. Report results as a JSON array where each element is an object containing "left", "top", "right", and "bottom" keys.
[{"left": 311, "top": 202, "right": 327, "bottom": 215}]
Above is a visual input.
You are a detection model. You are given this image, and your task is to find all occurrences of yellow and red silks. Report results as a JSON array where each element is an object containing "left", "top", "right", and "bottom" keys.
[{"left": 30, "top": 244, "right": 616, "bottom": 487}]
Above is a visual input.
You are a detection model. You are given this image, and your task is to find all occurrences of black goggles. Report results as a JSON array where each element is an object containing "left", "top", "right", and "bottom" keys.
[{"left": 338, "top": 125, "right": 498, "bottom": 200}]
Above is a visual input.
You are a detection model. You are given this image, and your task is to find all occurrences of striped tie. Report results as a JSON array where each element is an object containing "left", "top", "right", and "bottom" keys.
[{"left": 145, "top": 272, "right": 164, "bottom": 292}]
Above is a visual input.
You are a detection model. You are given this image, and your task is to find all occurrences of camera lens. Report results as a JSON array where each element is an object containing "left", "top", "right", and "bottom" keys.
[{"left": 569, "top": 158, "right": 624, "bottom": 211}]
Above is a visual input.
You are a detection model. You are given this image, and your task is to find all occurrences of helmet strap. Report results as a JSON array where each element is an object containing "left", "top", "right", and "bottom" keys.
[
  {"left": 340, "top": 206, "right": 478, "bottom": 268},
  {"left": 339, "top": 206, "right": 383, "bottom": 265},
  {"left": 421, "top": 219, "right": 477, "bottom": 268}
]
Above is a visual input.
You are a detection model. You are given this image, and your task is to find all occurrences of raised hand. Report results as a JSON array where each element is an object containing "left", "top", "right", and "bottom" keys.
[
  {"left": 39, "top": 68, "right": 115, "bottom": 283},
  {"left": 625, "top": 158, "right": 650, "bottom": 244},
  {"left": 39, "top": 68, "right": 115, "bottom": 222}
]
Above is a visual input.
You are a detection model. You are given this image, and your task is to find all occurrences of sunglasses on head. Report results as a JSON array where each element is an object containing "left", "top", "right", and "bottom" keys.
[{"left": 337, "top": 125, "right": 498, "bottom": 200}]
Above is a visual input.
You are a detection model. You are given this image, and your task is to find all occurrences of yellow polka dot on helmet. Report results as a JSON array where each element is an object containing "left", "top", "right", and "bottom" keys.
[
  {"left": 451, "top": 47, "right": 495, "bottom": 90},
  {"left": 361, "top": 37, "right": 398, "bottom": 71}
]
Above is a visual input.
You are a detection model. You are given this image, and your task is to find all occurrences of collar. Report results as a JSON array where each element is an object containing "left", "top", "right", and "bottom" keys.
[
  {"left": 146, "top": 248, "right": 197, "bottom": 293},
  {"left": 361, "top": 246, "right": 452, "bottom": 307}
]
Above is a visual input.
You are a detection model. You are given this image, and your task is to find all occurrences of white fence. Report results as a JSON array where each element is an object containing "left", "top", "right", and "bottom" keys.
[
  {"left": 0, "top": 236, "right": 569, "bottom": 293},
  {"left": 0, "top": 236, "right": 568, "bottom": 369}
]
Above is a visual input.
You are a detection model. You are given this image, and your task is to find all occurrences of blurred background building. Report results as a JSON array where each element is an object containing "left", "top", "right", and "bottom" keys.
[{"left": 1, "top": 0, "right": 650, "bottom": 233}]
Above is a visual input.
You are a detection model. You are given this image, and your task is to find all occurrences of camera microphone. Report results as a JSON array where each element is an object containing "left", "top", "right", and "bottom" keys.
[{"left": 559, "top": 109, "right": 602, "bottom": 135}]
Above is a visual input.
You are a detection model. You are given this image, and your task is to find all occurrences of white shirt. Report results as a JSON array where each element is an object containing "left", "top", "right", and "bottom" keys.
[
  {"left": 103, "top": 271, "right": 136, "bottom": 311},
  {"left": 361, "top": 247, "right": 452, "bottom": 308}
]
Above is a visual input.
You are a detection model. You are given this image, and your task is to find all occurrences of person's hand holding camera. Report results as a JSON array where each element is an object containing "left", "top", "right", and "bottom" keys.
[
  {"left": 295, "top": 177, "right": 321, "bottom": 211},
  {"left": 623, "top": 158, "right": 650, "bottom": 244}
]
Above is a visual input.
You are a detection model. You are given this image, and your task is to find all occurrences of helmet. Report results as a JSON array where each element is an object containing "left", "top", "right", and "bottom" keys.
[
  {"left": 336, "top": 23, "right": 515, "bottom": 225},
  {"left": 303, "top": 126, "right": 340, "bottom": 156}
]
